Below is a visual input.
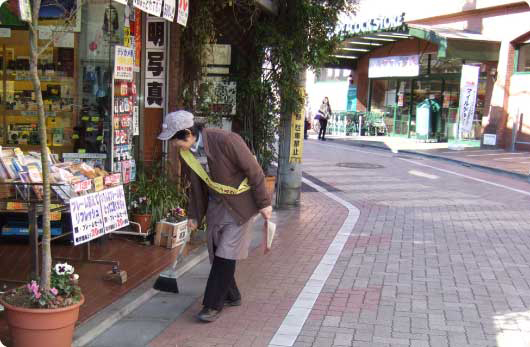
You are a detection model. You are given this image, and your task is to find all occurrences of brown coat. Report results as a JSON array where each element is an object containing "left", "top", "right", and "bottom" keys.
[{"left": 179, "top": 128, "right": 271, "bottom": 225}]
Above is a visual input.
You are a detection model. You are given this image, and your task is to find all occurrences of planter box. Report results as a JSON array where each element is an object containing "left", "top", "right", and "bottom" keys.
[{"left": 154, "top": 219, "right": 188, "bottom": 249}]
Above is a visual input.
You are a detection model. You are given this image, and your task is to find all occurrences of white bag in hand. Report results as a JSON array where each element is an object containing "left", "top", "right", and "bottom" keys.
[{"left": 264, "top": 220, "right": 276, "bottom": 253}]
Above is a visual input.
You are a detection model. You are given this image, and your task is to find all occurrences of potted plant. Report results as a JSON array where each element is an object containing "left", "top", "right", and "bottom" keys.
[
  {"left": 127, "top": 162, "right": 188, "bottom": 233},
  {"left": 0, "top": 263, "right": 83, "bottom": 347}
]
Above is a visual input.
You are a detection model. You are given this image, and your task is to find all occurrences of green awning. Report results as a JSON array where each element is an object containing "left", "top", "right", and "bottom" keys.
[{"left": 334, "top": 24, "right": 501, "bottom": 67}]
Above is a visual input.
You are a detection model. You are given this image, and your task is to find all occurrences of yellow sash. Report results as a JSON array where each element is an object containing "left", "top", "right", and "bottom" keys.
[{"left": 180, "top": 149, "right": 251, "bottom": 195}]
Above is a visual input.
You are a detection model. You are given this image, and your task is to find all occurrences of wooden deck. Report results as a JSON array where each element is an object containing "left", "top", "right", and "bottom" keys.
[{"left": 0, "top": 234, "right": 189, "bottom": 345}]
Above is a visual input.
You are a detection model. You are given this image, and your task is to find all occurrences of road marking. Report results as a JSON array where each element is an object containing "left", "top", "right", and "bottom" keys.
[
  {"left": 441, "top": 149, "right": 503, "bottom": 154},
  {"left": 398, "top": 158, "right": 530, "bottom": 197},
  {"left": 269, "top": 177, "right": 360, "bottom": 347},
  {"left": 466, "top": 152, "right": 528, "bottom": 157},
  {"left": 496, "top": 157, "right": 530, "bottom": 161},
  {"left": 306, "top": 142, "right": 392, "bottom": 158},
  {"left": 408, "top": 170, "right": 439, "bottom": 180}
]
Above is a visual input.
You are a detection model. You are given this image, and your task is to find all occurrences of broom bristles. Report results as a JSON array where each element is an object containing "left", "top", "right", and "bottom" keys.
[{"left": 153, "top": 275, "right": 179, "bottom": 293}]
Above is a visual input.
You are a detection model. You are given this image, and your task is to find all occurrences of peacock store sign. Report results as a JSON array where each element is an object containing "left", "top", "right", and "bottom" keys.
[{"left": 342, "top": 12, "right": 407, "bottom": 37}]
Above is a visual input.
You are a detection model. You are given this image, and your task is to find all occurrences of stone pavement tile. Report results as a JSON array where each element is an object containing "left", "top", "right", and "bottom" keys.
[{"left": 148, "top": 191, "right": 348, "bottom": 347}]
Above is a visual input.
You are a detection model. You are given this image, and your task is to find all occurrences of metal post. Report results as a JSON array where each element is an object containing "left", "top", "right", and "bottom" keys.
[{"left": 511, "top": 108, "right": 519, "bottom": 152}]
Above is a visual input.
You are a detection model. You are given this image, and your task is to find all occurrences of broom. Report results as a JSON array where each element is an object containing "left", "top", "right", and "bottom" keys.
[{"left": 153, "top": 227, "right": 189, "bottom": 293}]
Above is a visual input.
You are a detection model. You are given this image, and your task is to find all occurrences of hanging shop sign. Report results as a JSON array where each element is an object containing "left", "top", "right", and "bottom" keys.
[
  {"left": 368, "top": 54, "right": 419, "bottom": 78},
  {"left": 114, "top": 46, "right": 134, "bottom": 81},
  {"left": 177, "top": 0, "right": 189, "bottom": 27},
  {"left": 342, "top": 12, "right": 406, "bottom": 37},
  {"left": 289, "top": 111, "right": 304, "bottom": 163},
  {"left": 70, "top": 185, "right": 129, "bottom": 246},
  {"left": 145, "top": 17, "right": 166, "bottom": 108},
  {"left": 458, "top": 64, "right": 480, "bottom": 135},
  {"left": 134, "top": 0, "right": 163, "bottom": 17},
  {"left": 163, "top": 0, "right": 176, "bottom": 21}
]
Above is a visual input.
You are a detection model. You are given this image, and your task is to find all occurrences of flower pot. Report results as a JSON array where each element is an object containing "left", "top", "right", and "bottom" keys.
[
  {"left": 131, "top": 214, "right": 152, "bottom": 233},
  {"left": 265, "top": 176, "right": 276, "bottom": 196},
  {"left": 0, "top": 295, "right": 84, "bottom": 347}
]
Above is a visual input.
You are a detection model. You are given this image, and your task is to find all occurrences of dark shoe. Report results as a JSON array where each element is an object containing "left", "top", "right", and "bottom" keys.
[
  {"left": 196, "top": 307, "right": 221, "bottom": 322},
  {"left": 224, "top": 298, "right": 241, "bottom": 307},
  {"left": 322, "top": 138, "right": 326, "bottom": 141}
]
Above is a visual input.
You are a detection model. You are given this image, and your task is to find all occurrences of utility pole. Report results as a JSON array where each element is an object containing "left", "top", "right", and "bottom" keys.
[{"left": 276, "top": 71, "right": 305, "bottom": 208}]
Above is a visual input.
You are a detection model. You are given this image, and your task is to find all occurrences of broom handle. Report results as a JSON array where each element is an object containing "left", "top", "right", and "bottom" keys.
[{"left": 171, "top": 233, "right": 189, "bottom": 271}]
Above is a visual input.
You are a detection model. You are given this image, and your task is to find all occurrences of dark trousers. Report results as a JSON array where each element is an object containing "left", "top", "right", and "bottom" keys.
[
  {"left": 318, "top": 118, "right": 328, "bottom": 139},
  {"left": 304, "top": 120, "right": 310, "bottom": 139},
  {"left": 202, "top": 255, "right": 241, "bottom": 310}
]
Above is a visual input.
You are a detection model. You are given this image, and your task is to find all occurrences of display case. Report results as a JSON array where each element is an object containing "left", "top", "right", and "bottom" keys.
[{"left": 0, "top": 29, "right": 77, "bottom": 155}]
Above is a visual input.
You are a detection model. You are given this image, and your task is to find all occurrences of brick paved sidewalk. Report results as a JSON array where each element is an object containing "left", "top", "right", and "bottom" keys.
[{"left": 148, "top": 188, "right": 348, "bottom": 347}]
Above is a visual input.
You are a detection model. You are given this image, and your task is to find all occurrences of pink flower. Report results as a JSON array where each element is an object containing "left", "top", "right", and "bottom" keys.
[
  {"left": 34, "top": 291, "right": 41, "bottom": 300},
  {"left": 50, "top": 288, "right": 58, "bottom": 296}
]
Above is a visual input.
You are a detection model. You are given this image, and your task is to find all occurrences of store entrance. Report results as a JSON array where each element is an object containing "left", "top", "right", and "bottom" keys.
[{"left": 411, "top": 78, "right": 444, "bottom": 140}]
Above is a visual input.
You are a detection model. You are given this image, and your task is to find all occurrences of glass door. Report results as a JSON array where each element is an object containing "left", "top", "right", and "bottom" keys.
[
  {"left": 394, "top": 80, "right": 411, "bottom": 136},
  {"left": 411, "top": 79, "right": 443, "bottom": 140}
]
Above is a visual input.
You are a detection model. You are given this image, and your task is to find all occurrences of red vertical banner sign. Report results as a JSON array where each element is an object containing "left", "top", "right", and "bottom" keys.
[{"left": 135, "top": 9, "right": 142, "bottom": 68}]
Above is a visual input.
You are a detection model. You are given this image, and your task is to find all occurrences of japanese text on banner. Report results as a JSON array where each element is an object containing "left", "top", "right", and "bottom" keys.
[
  {"left": 70, "top": 186, "right": 129, "bottom": 246},
  {"left": 458, "top": 65, "right": 480, "bottom": 135},
  {"left": 134, "top": 0, "right": 163, "bottom": 17},
  {"left": 114, "top": 46, "right": 134, "bottom": 81},
  {"left": 289, "top": 112, "right": 304, "bottom": 163}
]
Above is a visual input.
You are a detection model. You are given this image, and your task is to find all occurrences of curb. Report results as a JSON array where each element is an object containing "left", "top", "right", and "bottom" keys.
[
  {"left": 72, "top": 246, "right": 209, "bottom": 347},
  {"left": 327, "top": 138, "right": 530, "bottom": 183}
]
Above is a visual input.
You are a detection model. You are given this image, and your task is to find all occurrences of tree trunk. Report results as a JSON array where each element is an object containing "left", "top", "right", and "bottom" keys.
[{"left": 29, "top": 0, "right": 52, "bottom": 290}]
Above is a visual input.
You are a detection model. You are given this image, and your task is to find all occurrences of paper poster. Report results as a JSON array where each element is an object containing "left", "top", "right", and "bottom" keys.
[
  {"left": 458, "top": 65, "right": 480, "bottom": 135},
  {"left": 70, "top": 185, "right": 129, "bottom": 245},
  {"left": 289, "top": 112, "right": 304, "bottom": 163},
  {"left": 163, "top": 0, "right": 176, "bottom": 21},
  {"left": 114, "top": 45, "right": 134, "bottom": 80},
  {"left": 176, "top": 0, "right": 189, "bottom": 27},
  {"left": 99, "top": 185, "right": 129, "bottom": 233},
  {"left": 70, "top": 192, "right": 105, "bottom": 245},
  {"left": 134, "top": 0, "right": 163, "bottom": 17}
]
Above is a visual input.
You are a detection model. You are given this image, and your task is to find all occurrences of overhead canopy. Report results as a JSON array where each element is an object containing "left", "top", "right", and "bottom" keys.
[{"left": 329, "top": 24, "right": 501, "bottom": 69}]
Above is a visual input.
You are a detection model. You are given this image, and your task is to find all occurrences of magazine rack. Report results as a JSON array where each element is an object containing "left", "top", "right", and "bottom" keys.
[{"left": 0, "top": 181, "right": 119, "bottom": 284}]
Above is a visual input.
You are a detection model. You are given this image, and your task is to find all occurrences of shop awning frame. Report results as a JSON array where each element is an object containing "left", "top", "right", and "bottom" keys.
[{"left": 334, "top": 24, "right": 501, "bottom": 69}]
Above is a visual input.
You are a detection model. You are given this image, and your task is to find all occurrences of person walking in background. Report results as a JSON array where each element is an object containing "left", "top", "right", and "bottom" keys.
[
  {"left": 158, "top": 111, "right": 272, "bottom": 323},
  {"left": 304, "top": 93, "right": 312, "bottom": 140},
  {"left": 317, "top": 97, "right": 332, "bottom": 141}
]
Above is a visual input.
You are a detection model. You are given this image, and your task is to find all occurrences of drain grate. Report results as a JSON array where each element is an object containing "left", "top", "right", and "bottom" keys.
[{"left": 336, "top": 162, "right": 384, "bottom": 169}]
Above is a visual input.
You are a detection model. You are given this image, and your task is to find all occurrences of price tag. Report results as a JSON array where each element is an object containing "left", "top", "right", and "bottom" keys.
[
  {"left": 82, "top": 116, "right": 89, "bottom": 121},
  {"left": 91, "top": 116, "right": 100, "bottom": 122},
  {"left": 74, "top": 180, "right": 92, "bottom": 193},
  {"left": 7, "top": 202, "right": 27, "bottom": 210},
  {"left": 93, "top": 176, "right": 104, "bottom": 192}
]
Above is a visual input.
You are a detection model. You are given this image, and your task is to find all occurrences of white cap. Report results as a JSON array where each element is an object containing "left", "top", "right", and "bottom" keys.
[{"left": 157, "top": 110, "right": 194, "bottom": 141}]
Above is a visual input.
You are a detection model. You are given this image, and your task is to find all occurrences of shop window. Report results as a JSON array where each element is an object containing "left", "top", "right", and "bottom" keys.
[{"left": 515, "top": 44, "right": 530, "bottom": 73}]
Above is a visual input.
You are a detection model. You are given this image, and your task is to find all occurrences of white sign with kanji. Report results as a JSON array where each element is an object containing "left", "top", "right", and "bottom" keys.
[
  {"left": 146, "top": 19, "right": 166, "bottom": 49},
  {"left": 177, "top": 0, "right": 189, "bottom": 27},
  {"left": 134, "top": 0, "right": 163, "bottom": 17},
  {"left": 145, "top": 79, "right": 165, "bottom": 108},
  {"left": 146, "top": 49, "right": 166, "bottom": 79}
]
